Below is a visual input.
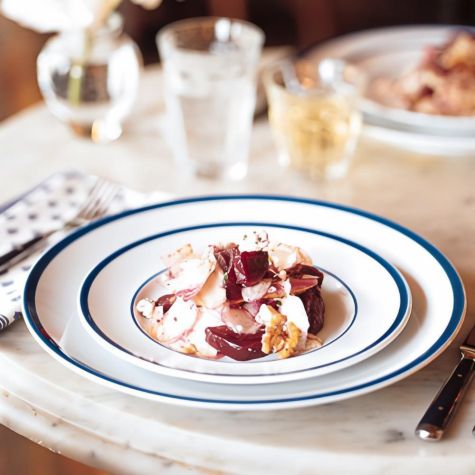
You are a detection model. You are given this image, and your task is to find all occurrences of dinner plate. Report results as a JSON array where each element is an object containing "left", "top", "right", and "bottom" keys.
[
  {"left": 78, "top": 223, "right": 411, "bottom": 384},
  {"left": 304, "top": 26, "right": 475, "bottom": 154},
  {"left": 23, "top": 196, "right": 465, "bottom": 410}
]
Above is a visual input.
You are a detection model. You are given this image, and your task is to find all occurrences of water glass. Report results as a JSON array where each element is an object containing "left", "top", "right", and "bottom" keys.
[
  {"left": 264, "top": 59, "right": 363, "bottom": 181},
  {"left": 157, "top": 18, "right": 264, "bottom": 180}
]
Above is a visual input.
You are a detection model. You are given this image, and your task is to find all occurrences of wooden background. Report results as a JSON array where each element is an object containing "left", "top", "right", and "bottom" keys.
[{"left": 0, "top": 0, "right": 474, "bottom": 473}]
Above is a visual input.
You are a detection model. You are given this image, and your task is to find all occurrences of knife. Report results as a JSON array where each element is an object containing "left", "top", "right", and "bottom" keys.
[
  {"left": 415, "top": 324, "right": 475, "bottom": 441},
  {"left": 0, "top": 233, "right": 52, "bottom": 274}
]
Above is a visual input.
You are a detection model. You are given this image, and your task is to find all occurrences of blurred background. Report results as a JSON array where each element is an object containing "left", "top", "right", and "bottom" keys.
[
  {"left": 0, "top": 0, "right": 474, "bottom": 473},
  {"left": 2, "top": 0, "right": 475, "bottom": 122}
]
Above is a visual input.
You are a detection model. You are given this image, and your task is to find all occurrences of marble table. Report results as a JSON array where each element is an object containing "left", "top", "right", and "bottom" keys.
[{"left": 1, "top": 68, "right": 475, "bottom": 474}]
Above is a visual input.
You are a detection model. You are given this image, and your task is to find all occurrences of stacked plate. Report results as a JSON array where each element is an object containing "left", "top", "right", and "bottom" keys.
[
  {"left": 304, "top": 26, "right": 475, "bottom": 155},
  {"left": 22, "top": 196, "right": 465, "bottom": 410}
]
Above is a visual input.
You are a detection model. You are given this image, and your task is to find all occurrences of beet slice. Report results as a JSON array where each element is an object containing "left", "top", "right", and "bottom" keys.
[
  {"left": 286, "top": 264, "right": 324, "bottom": 287},
  {"left": 215, "top": 247, "right": 270, "bottom": 293},
  {"left": 299, "top": 286, "right": 325, "bottom": 334},
  {"left": 214, "top": 246, "right": 243, "bottom": 302},
  {"left": 205, "top": 325, "right": 266, "bottom": 361},
  {"left": 223, "top": 267, "right": 243, "bottom": 303},
  {"left": 156, "top": 294, "right": 176, "bottom": 313},
  {"left": 289, "top": 277, "right": 321, "bottom": 295},
  {"left": 234, "top": 251, "right": 269, "bottom": 287}
]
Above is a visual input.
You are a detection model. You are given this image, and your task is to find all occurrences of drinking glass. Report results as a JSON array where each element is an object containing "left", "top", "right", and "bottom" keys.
[
  {"left": 157, "top": 17, "right": 264, "bottom": 180},
  {"left": 264, "top": 59, "right": 363, "bottom": 181},
  {"left": 37, "top": 13, "right": 142, "bottom": 143}
]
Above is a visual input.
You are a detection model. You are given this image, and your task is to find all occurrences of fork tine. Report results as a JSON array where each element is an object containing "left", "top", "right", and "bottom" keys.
[
  {"left": 0, "top": 177, "right": 120, "bottom": 272},
  {"left": 88, "top": 183, "right": 120, "bottom": 220},
  {"left": 78, "top": 179, "right": 111, "bottom": 220}
]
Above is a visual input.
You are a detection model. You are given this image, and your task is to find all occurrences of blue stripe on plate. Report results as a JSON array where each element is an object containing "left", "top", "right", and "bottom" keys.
[
  {"left": 79, "top": 222, "right": 408, "bottom": 377},
  {"left": 23, "top": 195, "right": 466, "bottom": 405}
]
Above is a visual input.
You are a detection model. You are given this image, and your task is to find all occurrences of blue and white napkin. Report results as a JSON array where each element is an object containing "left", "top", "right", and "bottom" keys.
[{"left": 0, "top": 171, "right": 170, "bottom": 331}]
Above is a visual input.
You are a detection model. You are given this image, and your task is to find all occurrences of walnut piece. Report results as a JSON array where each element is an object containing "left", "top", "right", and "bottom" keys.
[{"left": 260, "top": 305, "right": 303, "bottom": 359}]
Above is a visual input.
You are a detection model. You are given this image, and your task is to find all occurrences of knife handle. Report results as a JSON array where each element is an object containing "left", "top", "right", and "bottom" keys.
[
  {"left": 415, "top": 356, "right": 475, "bottom": 441},
  {"left": 0, "top": 232, "right": 52, "bottom": 273}
]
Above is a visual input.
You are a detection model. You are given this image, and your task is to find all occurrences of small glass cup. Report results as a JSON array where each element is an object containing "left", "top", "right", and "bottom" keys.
[
  {"left": 157, "top": 17, "right": 264, "bottom": 180},
  {"left": 264, "top": 59, "right": 363, "bottom": 181}
]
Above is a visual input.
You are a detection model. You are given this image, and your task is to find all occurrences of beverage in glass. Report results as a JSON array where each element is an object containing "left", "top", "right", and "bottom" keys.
[
  {"left": 264, "top": 59, "right": 363, "bottom": 180},
  {"left": 157, "top": 18, "right": 264, "bottom": 180}
]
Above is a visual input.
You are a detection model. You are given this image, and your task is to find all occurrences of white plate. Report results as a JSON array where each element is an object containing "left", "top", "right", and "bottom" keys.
[
  {"left": 78, "top": 223, "right": 411, "bottom": 384},
  {"left": 23, "top": 196, "right": 465, "bottom": 410},
  {"left": 363, "top": 124, "right": 475, "bottom": 156},
  {"left": 304, "top": 26, "right": 475, "bottom": 154}
]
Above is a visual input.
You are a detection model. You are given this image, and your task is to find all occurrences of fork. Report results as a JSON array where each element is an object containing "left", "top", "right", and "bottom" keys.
[{"left": 0, "top": 178, "right": 120, "bottom": 273}]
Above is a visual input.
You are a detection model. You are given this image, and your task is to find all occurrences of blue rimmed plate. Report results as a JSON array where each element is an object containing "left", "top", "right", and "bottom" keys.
[
  {"left": 77, "top": 222, "right": 411, "bottom": 384},
  {"left": 22, "top": 196, "right": 465, "bottom": 410}
]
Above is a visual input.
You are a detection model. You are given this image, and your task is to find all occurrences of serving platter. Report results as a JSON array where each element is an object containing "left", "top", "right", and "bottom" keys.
[
  {"left": 78, "top": 222, "right": 411, "bottom": 384},
  {"left": 304, "top": 26, "right": 475, "bottom": 154},
  {"left": 23, "top": 195, "right": 465, "bottom": 410}
]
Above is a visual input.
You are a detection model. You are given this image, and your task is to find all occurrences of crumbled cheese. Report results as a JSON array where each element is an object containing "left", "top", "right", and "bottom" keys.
[
  {"left": 255, "top": 302, "right": 275, "bottom": 325},
  {"left": 136, "top": 298, "right": 155, "bottom": 319},
  {"left": 278, "top": 295, "right": 309, "bottom": 350},
  {"left": 283, "top": 279, "right": 292, "bottom": 296},
  {"left": 239, "top": 230, "right": 269, "bottom": 252}
]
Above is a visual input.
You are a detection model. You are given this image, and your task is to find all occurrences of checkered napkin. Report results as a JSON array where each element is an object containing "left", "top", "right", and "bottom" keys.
[{"left": 0, "top": 171, "right": 170, "bottom": 331}]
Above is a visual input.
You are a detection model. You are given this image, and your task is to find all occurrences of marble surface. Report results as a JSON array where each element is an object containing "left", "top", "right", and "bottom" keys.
[{"left": 1, "top": 67, "right": 475, "bottom": 474}]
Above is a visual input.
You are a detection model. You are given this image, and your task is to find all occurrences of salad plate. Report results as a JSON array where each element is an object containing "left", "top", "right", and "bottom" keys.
[
  {"left": 22, "top": 195, "right": 465, "bottom": 410},
  {"left": 78, "top": 223, "right": 411, "bottom": 384}
]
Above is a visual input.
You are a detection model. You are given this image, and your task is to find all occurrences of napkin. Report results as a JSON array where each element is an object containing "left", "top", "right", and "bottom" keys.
[{"left": 0, "top": 171, "right": 170, "bottom": 331}]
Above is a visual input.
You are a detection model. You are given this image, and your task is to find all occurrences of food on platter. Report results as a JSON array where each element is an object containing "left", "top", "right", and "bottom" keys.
[{"left": 370, "top": 32, "right": 475, "bottom": 116}]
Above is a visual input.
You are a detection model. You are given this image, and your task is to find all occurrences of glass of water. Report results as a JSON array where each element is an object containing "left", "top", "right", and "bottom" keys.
[{"left": 157, "top": 17, "right": 264, "bottom": 180}]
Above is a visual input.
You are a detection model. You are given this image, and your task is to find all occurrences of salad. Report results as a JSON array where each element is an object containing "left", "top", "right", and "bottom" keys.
[
  {"left": 371, "top": 32, "right": 475, "bottom": 116},
  {"left": 136, "top": 231, "right": 325, "bottom": 361}
]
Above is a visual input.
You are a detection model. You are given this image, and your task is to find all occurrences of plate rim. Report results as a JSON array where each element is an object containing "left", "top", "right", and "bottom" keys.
[
  {"left": 77, "top": 221, "right": 410, "bottom": 384},
  {"left": 22, "top": 195, "right": 466, "bottom": 408}
]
